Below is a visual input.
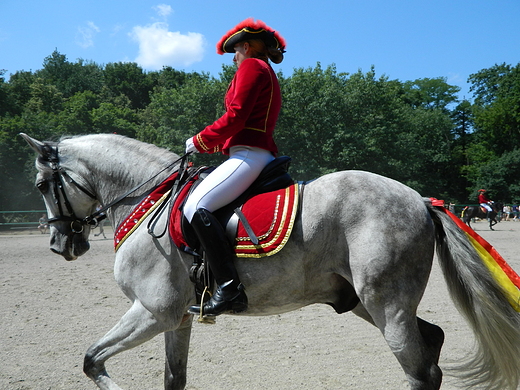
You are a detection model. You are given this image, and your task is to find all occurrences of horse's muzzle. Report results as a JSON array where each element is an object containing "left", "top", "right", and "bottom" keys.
[{"left": 50, "top": 231, "right": 90, "bottom": 261}]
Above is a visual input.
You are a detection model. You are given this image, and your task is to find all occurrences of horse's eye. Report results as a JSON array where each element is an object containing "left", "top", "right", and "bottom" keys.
[{"left": 37, "top": 181, "right": 49, "bottom": 194}]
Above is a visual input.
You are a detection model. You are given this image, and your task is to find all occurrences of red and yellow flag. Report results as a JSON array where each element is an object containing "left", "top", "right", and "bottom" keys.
[{"left": 431, "top": 198, "right": 520, "bottom": 311}]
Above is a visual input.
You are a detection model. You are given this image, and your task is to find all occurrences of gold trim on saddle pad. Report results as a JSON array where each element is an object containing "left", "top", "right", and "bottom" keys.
[
  {"left": 234, "top": 184, "right": 299, "bottom": 258},
  {"left": 114, "top": 190, "right": 171, "bottom": 252}
]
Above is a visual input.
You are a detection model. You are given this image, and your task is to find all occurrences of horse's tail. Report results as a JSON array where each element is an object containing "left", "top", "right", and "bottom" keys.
[{"left": 426, "top": 202, "right": 520, "bottom": 390}]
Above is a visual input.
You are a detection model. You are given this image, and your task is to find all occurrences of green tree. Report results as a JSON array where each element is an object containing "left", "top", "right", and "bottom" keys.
[
  {"left": 469, "top": 63, "right": 514, "bottom": 105},
  {"left": 36, "top": 50, "right": 74, "bottom": 94},
  {"left": 4, "top": 70, "right": 35, "bottom": 116},
  {"left": 277, "top": 63, "right": 352, "bottom": 178},
  {"left": 468, "top": 63, "right": 520, "bottom": 154},
  {"left": 25, "top": 77, "right": 63, "bottom": 114},
  {"left": 0, "top": 115, "right": 47, "bottom": 210},
  {"left": 277, "top": 64, "right": 456, "bottom": 196},
  {"left": 448, "top": 100, "right": 475, "bottom": 200},
  {"left": 0, "top": 70, "right": 10, "bottom": 116},
  {"left": 91, "top": 102, "right": 139, "bottom": 137},
  {"left": 56, "top": 90, "right": 99, "bottom": 135},
  {"left": 474, "top": 149, "right": 520, "bottom": 203},
  {"left": 103, "top": 62, "right": 154, "bottom": 110},
  {"left": 402, "top": 77, "right": 460, "bottom": 110},
  {"left": 451, "top": 100, "right": 474, "bottom": 152},
  {"left": 4, "top": 50, "right": 520, "bottom": 210},
  {"left": 149, "top": 66, "right": 191, "bottom": 92}
]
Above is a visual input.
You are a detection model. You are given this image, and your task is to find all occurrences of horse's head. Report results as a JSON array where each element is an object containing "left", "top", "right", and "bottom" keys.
[{"left": 21, "top": 133, "right": 98, "bottom": 260}]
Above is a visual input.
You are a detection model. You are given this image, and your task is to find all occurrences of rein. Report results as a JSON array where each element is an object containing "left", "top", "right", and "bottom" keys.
[
  {"left": 46, "top": 145, "right": 190, "bottom": 234},
  {"left": 146, "top": 151, "right": 192, "bottom": 239}
]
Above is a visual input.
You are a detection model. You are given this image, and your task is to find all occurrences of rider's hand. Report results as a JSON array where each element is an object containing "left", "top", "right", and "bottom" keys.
[{"left": 185, "top": 137, "right": 198, "bottom": 154}]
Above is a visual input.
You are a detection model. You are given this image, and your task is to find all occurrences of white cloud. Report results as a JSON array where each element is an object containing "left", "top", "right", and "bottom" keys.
[
  {"left": 130, "top": 22, "right": 205, "bottom": 70},
  {"left": 153, "top": 4, "right": 173, "bottom": 18},
  {"left": 111, "top": 24, "right": 125, "bottom": 36},
  {"left": 447, "top": 72, "right": 463, "bottom": 84},
  {"left": 76, "top": 21, "right": 100, "bottom": 49}
]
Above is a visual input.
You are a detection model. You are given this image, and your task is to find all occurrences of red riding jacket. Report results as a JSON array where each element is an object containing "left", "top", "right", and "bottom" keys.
[
  {"left": 478, "top": 193, "right": 491, "bottom": 203},
  {"left": 191, "top": 58, "right": 281, "bottom": 155}
]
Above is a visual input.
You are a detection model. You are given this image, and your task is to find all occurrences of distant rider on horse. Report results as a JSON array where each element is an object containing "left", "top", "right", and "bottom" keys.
[
  {"left": 478, "top": 189, "right": 494, "bottom": 220},
  {"left": 183, "top": 19, "right": 286, "bottom": 317}
]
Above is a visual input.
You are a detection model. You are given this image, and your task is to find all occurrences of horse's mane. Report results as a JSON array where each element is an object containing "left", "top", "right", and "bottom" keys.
[
  {"left": 55, "top": 134, "right": 180, "bottom": 194},
  {"left": 64, "top": 134, "right": 174, "bottom": 156},
  {"left": 60, "top": 134, "right": 178, "bottom": 166}
]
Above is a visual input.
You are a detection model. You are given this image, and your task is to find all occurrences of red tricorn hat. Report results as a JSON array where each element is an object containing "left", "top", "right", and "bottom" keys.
[
  {"left": 478, "top": 189, "right": 487, "bottom": 192},
  {"left": 216, "top": 18, "right": 286, "bottom": 55}
]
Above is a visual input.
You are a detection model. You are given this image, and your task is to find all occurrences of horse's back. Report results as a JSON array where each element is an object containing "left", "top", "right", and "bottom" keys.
[{"left": 304, "top": 170, "right": 429, "bottom": 226}]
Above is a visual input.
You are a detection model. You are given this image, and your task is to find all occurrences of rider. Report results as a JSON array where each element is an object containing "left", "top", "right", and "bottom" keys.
[
  {"left": 478, "top": 189, "right": 493, "bottom": 220},
  {"left": 184, "top": 18, "right": 286, "bottom": 317}
]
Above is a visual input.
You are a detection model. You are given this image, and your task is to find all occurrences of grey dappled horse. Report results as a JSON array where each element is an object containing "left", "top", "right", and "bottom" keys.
[{"left": 21, "top": 133, "right": 520, "bottom": 390}]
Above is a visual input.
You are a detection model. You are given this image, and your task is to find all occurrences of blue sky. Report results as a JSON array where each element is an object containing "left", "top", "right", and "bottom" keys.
[{"left": 1, "top": 0, "right": 519, "bottom": 101}]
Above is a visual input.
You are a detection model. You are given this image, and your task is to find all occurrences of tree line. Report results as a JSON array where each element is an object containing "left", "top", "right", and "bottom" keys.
[{"left": 1, "top": 50, "right": 519, "bottom": 213}]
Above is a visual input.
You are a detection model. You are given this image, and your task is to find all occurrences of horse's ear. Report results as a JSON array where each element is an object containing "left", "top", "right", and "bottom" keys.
[{"left": 20, "top": 133, "right": 49, "bottom": 157}]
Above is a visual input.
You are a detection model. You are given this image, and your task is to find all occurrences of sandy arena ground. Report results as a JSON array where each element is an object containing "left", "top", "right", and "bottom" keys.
[{"left": 1, "top": 220, "right": 519, "bottom": 390}]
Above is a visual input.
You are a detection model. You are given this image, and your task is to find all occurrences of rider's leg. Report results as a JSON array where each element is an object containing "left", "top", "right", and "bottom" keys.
[
  {"left": 183, "top": 146, "right": 274, "bottom": 221},
  {"left": 481, "top": 203, "right": 492, "bottom": 220},
  {"left": 184, "top": 146, "right": 274, "bottom": 316},
  {"left": 188, "top": 207, "right": 248, "bottom": 316}
]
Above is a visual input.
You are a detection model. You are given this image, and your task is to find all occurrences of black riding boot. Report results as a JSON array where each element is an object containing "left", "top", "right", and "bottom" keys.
[{"left": 187, "top": 208, "right": 248, "bottom": 316}]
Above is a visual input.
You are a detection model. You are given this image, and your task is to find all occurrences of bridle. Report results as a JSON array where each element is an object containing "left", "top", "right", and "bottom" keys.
[
  {"left": 43, "top": 144, "right": 190, "bottom": 234},
  {"left": 45, "top": 147, "right": 98, "bottom": 233}
]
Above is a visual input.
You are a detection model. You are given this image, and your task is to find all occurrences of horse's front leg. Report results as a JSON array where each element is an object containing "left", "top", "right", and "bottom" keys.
[
  {"left": 83, "top": 299, "right": 175, "bottom": 390},
  {"left": 164, "top": 316, "right": 193, "bottom": 390}
]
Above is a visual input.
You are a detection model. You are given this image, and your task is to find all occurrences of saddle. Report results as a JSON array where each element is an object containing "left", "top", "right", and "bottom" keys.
[
  {"left": 171, "top": 156, "right": 298, "bottom": 305},
  {"left": 171, "top": 156, "right": 297, "bottom": 254}
]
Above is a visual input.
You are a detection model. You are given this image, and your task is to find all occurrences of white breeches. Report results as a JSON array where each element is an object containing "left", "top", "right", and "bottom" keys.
[
  {"left": 480, "top": 203, "right": 493, "bottom": 212},
  {"left": 183, "top": 145, "right": 275, "bottom": 222}
]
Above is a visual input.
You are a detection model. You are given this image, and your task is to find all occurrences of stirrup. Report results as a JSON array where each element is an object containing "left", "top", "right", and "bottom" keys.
[
  {"left": 188, "top": 282, "right": 248, "bottom": 318},
  {"left": 190, "top": 286, "right": 216, "bottom": 324}
]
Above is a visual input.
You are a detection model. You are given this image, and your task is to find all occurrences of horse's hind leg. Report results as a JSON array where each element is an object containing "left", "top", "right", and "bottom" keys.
[
  {"left": 352, "top": 306, "right": 444, "bottom": 364},
  {"left": 351, "top": 239, "right": 443, "bottom": 388},
  {"left": 381, "top": 308, "right": 443, "bottom": 389},
  {"left": 417, "top": 318, "right": 444, "bottom": 366},
  {"left": 353, "top": 301, "right": 443, "bottom": 389}
]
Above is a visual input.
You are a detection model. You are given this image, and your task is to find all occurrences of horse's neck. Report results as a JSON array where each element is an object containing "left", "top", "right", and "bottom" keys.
[
  {"left": 69, "top": 137, "right": 177, "bottom": 227},
  {"left": 99, "top": 162, "right": 173, "bottom": 227}
]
